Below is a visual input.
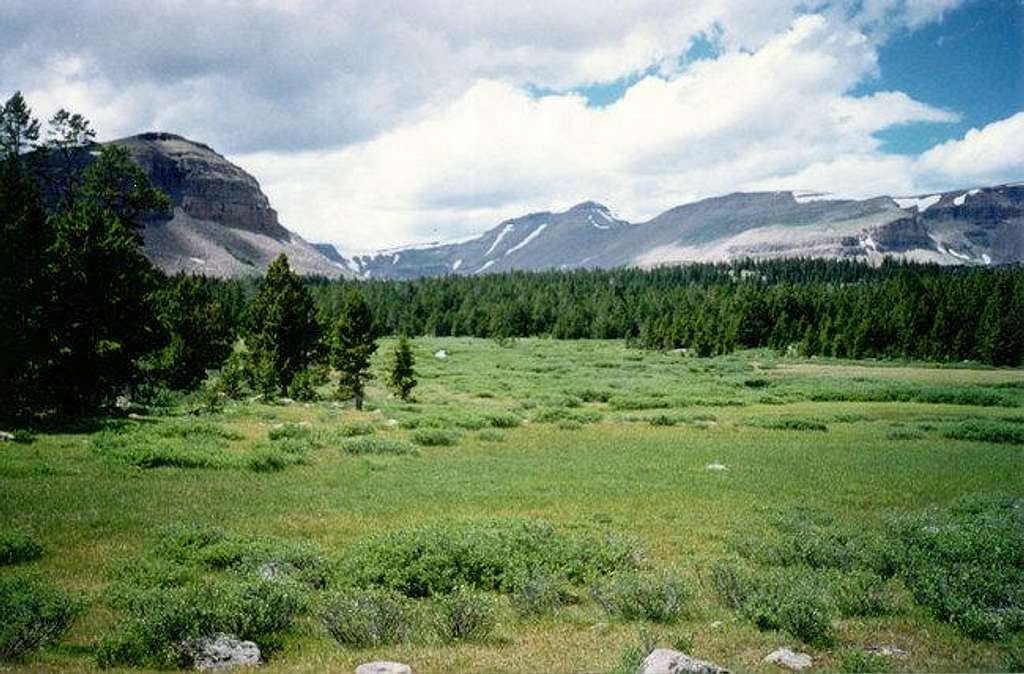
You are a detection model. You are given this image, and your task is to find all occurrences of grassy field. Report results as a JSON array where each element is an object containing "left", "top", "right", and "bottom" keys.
[{"left": 2, "top": 338, "right": 1023, "bottom": 673}]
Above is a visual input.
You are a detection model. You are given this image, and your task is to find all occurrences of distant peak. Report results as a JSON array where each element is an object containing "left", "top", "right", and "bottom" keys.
[
  {"left": 135, "top": 131, "right": 188, "bottom": 142},
  {"left": 568, "top": 200, "right": 610, "bottom": 213}
]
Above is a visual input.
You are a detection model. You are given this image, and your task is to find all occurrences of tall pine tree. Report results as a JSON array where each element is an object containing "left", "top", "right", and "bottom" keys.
[{"left": 331, "top": 290, "right": 377, "bottom": 410}]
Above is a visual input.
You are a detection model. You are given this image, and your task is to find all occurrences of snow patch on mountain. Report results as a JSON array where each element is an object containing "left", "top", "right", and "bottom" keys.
[
  {"left": 894, "top": 195, "right": 941, "bottom": 212},
  {"left": 475, "top": 260, "right": 495, "bottom": 274},
  {"left": 505, "top": 223, "right": 548, "bottom": 256},
  {"left": 485, "top": 223, "right": 515, "bottom": 256},
  {"left": 452, "top": 259, "right": 462, "bottom": 271}
]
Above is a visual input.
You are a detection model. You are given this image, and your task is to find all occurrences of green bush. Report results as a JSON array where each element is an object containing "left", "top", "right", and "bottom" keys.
[
  {"left": 839, "top": 648, "right": 891, "bottom": 673},
  {"left": 477, "top": 429, "right": 505, "bottom": 443},
  {"left": 337, "top": 519, "right": 641, "bottom": 598},
  {"left": 337, "top": 421, "right": 376, "bottom": 437},
  {"left": 484, "top": 412, "right": 521, "bottom": 428},
  {"left": 96, "top": 576, "right": 304, "bottom": 668},
  {"left": 0, "top": 575, "right": 79, "bottom": 661},
  {"left": 341, "top": 436, "right": 417, "bottom": 456},
  {"left": 943, "top": 420, "right": 1024, "bottom": 445},
  {"left": 91, "top": 421, "right": 238, "bottom": 469},
  {"left": 533, "top": 408, "right": 602, "bottom": 425},
  {"left": 286, "top": 368, "right": 320, "bottom": 402},
  {"left": 743, "top": 416, "right": 828, "bottom": 432},
  {"left": 246, "top": 445, "right": 292, "bottom": 472},
  {"left": 888, "top": 495, "right": 1024, "bottom": 640},
  {"left": 267, "top": 423, "right": 314, "bottom": 441},
  {"left": 827, "top": 570, "right": 899, "bottom": 617},
  {"left": 510, "top": 573, "right": 574, "bottom": 617},
  {"left": 608, "top": 396, "right": 671, "bottom": 411},
  {"left": 319, "top": 588, "right": 418, "bottom": 647},
  {"left": 0, "top": 531, "right": 43, "bottom": 566},
  {"left": 718, "top": 566, "right": 836, "bottom": 647},
  {"left": 433, "top": 587, "right": 498, "bottom": 643},
  {"left": 592, "top": 571, "right": 691, "bottom": 623},
  {"left": 411, "top": 428, "right": 461, "bottom": 447}
]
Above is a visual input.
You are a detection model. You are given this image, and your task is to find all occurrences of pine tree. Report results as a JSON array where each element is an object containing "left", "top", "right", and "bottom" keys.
[
  {"left": 331, "top": 290, "right": 377, "bottom": 410},
  {"left": 0, "top": 91, "right": 40, "bottom": 160},
  {"left": 387, "top": 337, "right": 417, "bottom": 401},
  {"left": 245, "top": 254, "right": 323, "bottom": 396}
]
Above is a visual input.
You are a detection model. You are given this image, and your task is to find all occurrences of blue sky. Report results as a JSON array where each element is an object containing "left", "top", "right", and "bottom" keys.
[
  {"left": 552, "top": 1, "right": 1022, "bottom": 156},
  {"left": 2, "top": 0, "right": 1022, "bottom": 250}
]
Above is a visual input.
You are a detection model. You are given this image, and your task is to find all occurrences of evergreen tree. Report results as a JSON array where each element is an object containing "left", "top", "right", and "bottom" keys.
[
  {"left": 149, "top": 275, "right": 233, "bottom": 390},
  {"left": 81, "top": 145, "right": 170, "bottom": 228},
  {"left": 245, "top": 254, "right": 323, "bottom": 395},
  {"left": 44, "top": 201, "right": 161, "bottom": 412},
  {"left": 43, "top": 108, "right": 95, "bottom": 207},
  {"left": 331, "top": 290, "right": 377, "bottom": 410},
  {"left": 0, "top": 91, "right": 40, "bottom": 160},
  {"left": 387, "top": 337, "right": 417, "bottom": 401}
]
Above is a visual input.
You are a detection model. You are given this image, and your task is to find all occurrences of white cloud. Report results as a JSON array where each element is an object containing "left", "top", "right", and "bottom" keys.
[
  {"left": 914, "top": 112, "right": 1024, "bottom": 188},
  {"left": 239, "top": 15, "right": 976, "bottom": 252}
]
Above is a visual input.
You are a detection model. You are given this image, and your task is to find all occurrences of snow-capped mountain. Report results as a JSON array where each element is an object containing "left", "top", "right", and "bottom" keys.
[{"left": 331, "top": 183, "right": 1024, "bottom": 279}]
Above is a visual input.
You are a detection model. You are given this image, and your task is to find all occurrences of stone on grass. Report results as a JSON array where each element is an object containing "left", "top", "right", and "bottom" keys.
[
  {"left": 705, "top": 463, "right": 728, "bottom": 471},
  {"left": 434, "top": 349, "right": 448, "bottom": 360},
  {"left": 0, "top": 431, "right": 14, "bottom": 442},
  {"left": 355, "top": 662, "right": 413, "bottom": 674},
  {"left": 181, "top": 633, "right": 260, "bottom": 671},
  {"left": 763, "top": 648, "right": 812, "bottom": 670},
  {"left": 640, "top": 648, "right": 730, "bottom": 674},
  {"left": 865, "top": 645, "right": 908, "bottom": 658}
]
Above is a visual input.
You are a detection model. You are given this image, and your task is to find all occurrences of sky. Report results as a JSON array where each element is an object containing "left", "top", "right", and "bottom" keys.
[{"left": 1, "top": 0, "right": 1022, "bottom": 254}]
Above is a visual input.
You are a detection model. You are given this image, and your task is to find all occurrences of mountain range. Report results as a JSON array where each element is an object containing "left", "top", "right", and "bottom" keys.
[{"left": 88, "top": 133, "right": 1024, "bottom": 279}]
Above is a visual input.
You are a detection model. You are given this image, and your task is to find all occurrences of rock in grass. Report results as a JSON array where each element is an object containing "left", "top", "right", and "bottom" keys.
[
  {"left": 181, "top": 633, "right": 260, "bottom": 671},
  {"left": 763, "top": 648, "right": 813, "bottom": 670},
  {"left": 705, "top": 463, "right": 728, "bottom": 471},
  {"left": 355, "top": 662, "right": 413, "bottom": 674},
  {"left": 865, "top": 644, "right": 908, "bottom": 658},
  {"left": 434, "top": 349, "right": 448, "bottom": 360},
  {"left": 640, "top": 648, "right": 730, "bottom": 674}
]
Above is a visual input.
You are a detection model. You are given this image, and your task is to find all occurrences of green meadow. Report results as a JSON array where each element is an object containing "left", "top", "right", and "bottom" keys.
[{"left": 2, "top": 338, "right": 1023, "bottom": 673}]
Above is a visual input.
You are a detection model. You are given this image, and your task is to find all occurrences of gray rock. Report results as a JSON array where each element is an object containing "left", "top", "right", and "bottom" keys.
[
  {"left": 434, "top": 349, "right": 448, "bottom": 360},
  {"left": 865, "top": 645, "right": 908, "bottom": 659},
  {"left": 639, "top": 648, "right": 730, "bottom": 674},
  {"left": 180, "top": 633, "right": 260, "bottom": 671},
  {"left": 763, "top": 648, "right": 813, "bottom": 670},
  {"left": 0, "top": 431, "right": 14, "bottom": 442},
  {"left": 354, "top": 662, "right": 413, "bottom": 674},
  {"left": 705, "top": 463, "right": 728, "bottom": 471}
]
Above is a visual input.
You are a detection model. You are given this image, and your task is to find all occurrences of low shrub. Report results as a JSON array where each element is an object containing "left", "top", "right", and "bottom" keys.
[
  {"left": 91, "top": 421, "right": 239, "bottom": 469},
  {"left": 433, "top": 587, "right": 498, "bottom": 643},
  {"left": 608, "top": 396, "right": 671, "bottom": 411},
  {"left": 340, "top": 437, "right": 417, "bottom": 456},
  {"left": 943, "top": 420, "right": 1024, "bottom": 445},
  {"left": 533, "top": 408, "right": 602, "bottom": 425},
  {"left": 839, "top": 648, "right": 891, "bottom": 673},
  {"left": 96, "top": 576, "right": 304, "bottom": 668},
  {"left": 484, "top": 412, "right": 521, "bottom": 428},
  {"left": 0, "top": 575, "right": 79, "bottom": 661},
  {"left": 888, "top": 495, "right": 1024, "bottom": 640},
  {"left": 411, "top": 428, "right": 461, "bottom": 447},
  {"left": 743, "top": 416, "right": 828, "bottom": 432},
  {"left": 0, "top": 531, "right": 43, "bottom": 566},
  {"left": 510, "top": 573, "right": 574, "bottom": 617},
  {"left": 713, "top": 564, "right": 836, "bottom": 647},
  {"left": 592, "top": 571, "right": 692, "bottom": 623},
  {"left": 337, "top": 421, "right": 376, "bottom": 437},
  {"left": 826, "top": 570, "right": 900, "bottom": 617},
  {"left": 267, "top": 423, "right": 314, "bottom": 441},
  {"left": 319, "top": 588, "right": 418, "bottom": 647},
  {"left": 337, "top": 518, "right": 641, "bottom": 598},
  {"left": 477, "top": 429, "right": 505, "bottom": 443},
  {"left": 246, "top": 445, "right": 292, "bottom": 472}
]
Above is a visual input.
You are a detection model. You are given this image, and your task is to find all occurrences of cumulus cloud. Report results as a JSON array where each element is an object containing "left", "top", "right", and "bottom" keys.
[
  {"left": 2, "top": 0, "right": 1003, "bottom": 252},
  {"left": 239, "top": 15, "right": 976, "bottom": 251}
]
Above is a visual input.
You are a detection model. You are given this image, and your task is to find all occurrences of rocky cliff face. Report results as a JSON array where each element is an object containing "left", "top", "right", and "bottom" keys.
[
  {"left": 118, "top": 132, "right": 288, "bottom": 239},
  {"left": 103, "top": 132, "right": 347, "bottom": 278},
  {"left": 341, "top": 184, "right": 1024, "bottom": 279}
]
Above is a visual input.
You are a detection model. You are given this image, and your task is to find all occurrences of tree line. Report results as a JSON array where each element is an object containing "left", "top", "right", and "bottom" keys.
[
  {"left": 3, "top": 91, "right": 1021, "bottom": 422},
  {"left": 0, "top": 93, "right": 409, "bottom": 422}
]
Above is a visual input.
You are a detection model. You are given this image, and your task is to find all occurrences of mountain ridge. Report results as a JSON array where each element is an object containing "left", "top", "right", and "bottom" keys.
[{"left": 336, "top": 183, "right": 1024, "bottom": 279}]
